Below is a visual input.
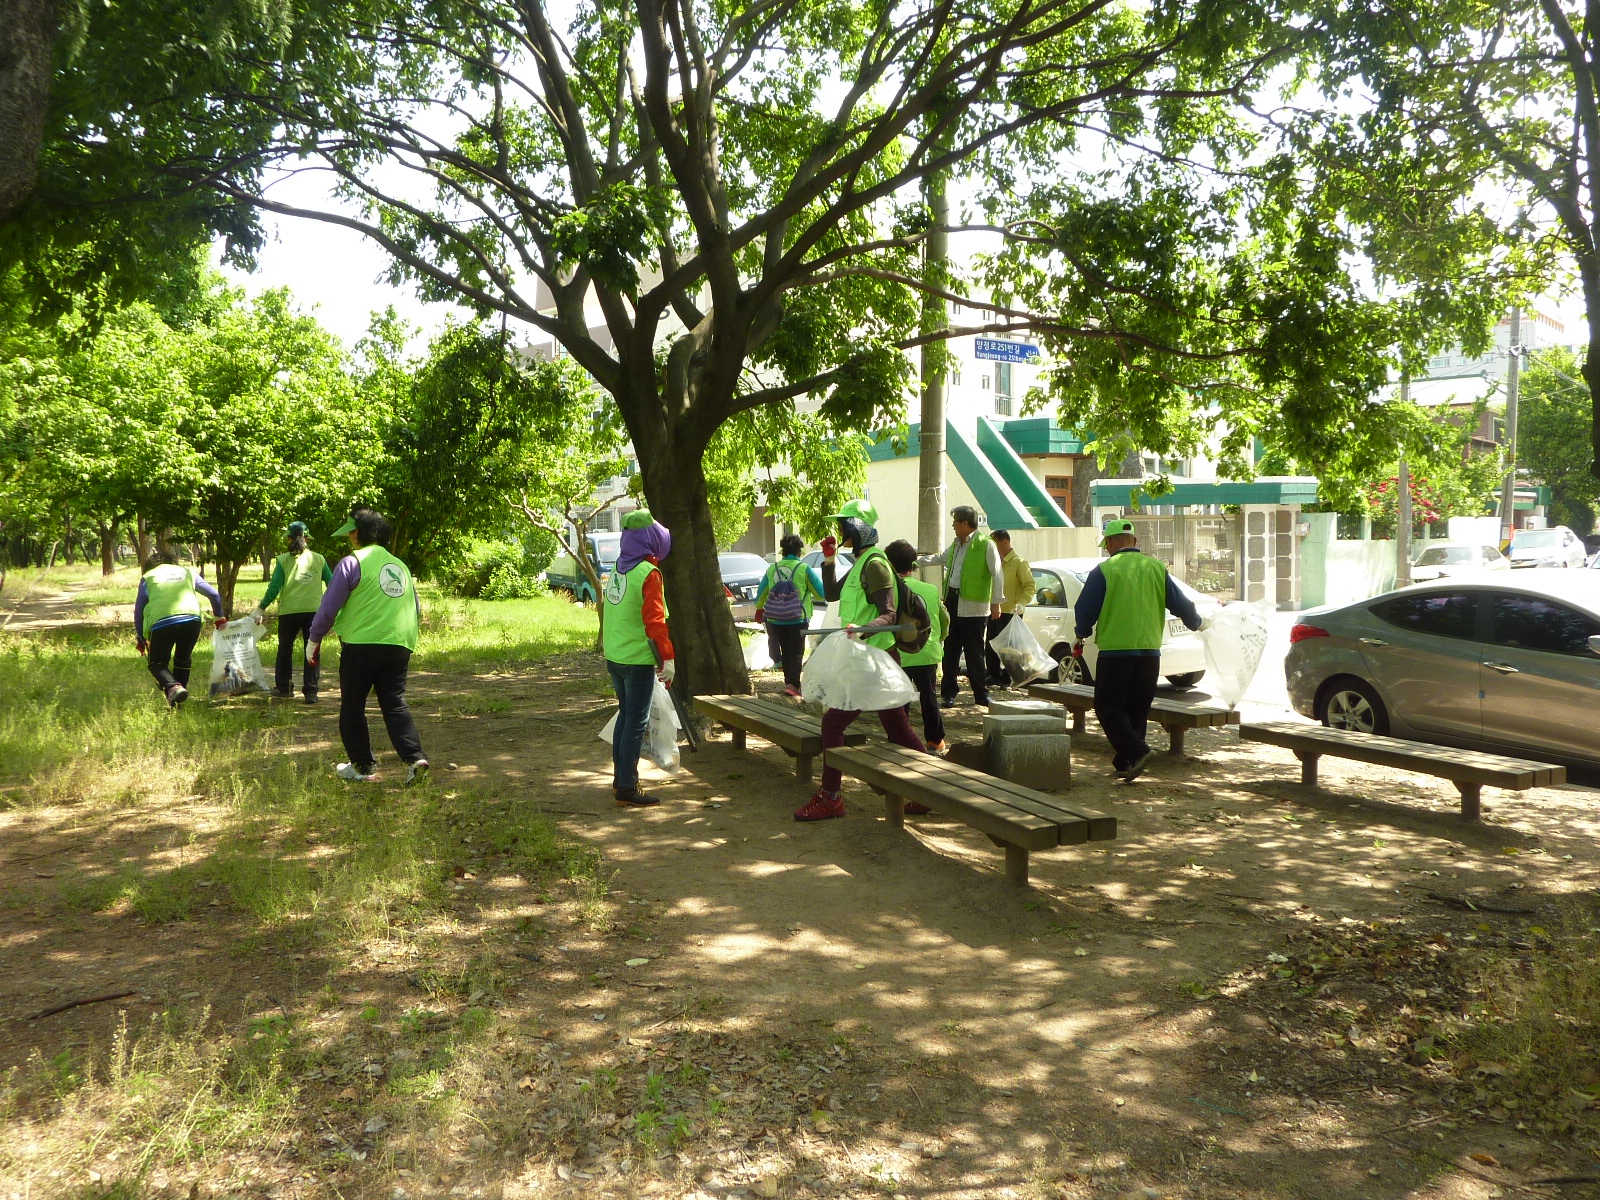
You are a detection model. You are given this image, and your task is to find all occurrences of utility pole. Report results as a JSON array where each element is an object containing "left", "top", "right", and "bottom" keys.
[
  {"left": 1396, "top": 372, "right": 1412, "bottom": 587},
  {"left": 916, "top": 169, "right": 949, "bottom": 559},
  {"left": 1496, "top": 305, "right": 1523, "bottom": 545}
]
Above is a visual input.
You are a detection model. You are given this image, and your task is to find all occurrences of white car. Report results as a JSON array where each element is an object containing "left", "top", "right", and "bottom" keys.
[
  {"left": 1409, "top": 542, "right": 1510, "bottom": 582},
  {"left": 1508, "top": 525, "right": 1587, "bottom": 569},
  {"left": 1020, "top": 557, "right": 1221, "bottom": 689}
]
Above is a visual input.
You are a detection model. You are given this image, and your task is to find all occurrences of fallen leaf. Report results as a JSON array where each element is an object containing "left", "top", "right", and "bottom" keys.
[
  {"left": 625, "top": 958, "right": 650, "bottom": 967},
  {"left": 1469, "top": 1153, "right": 1500, "bottom": 1167},
  {"left": 364, "top": 1116, "right": 389, "bottom": 1134},
  {"left": 517, "top": 1074, "right": 536, "bottom": 1092},
  {"left": 754, "top": 1178, "right": 779, "bottom": 1198}
]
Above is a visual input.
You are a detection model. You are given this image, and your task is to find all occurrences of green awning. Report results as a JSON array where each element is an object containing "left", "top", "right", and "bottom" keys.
[{"left": 1090, "top": 477, "right": 1320, "bottom": 508}]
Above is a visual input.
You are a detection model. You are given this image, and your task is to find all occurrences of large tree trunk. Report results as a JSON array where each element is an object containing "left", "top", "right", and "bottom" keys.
[
  {"left": 638, "top": 444, "right": 749, "bottom": 700},
  {"left": 135, "top": 515, "right": 153, "bottom": 564},
  {"left": 97, "top": 519, "right": 116, "bottom": 575},
  {"left": 1584, "top": 277, "right": 1600, "bottom": 486},
  {"left": 215, "top": 559, "right": 241, "bottom": 615},
  {"left": 0, "top": 0, "right": 54, "bottom": 224}
]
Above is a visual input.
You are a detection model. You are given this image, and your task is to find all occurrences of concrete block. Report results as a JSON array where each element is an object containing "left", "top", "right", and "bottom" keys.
[
  {"left": 943, "top": 741, "right": 987, "bottom": 773},
  {"left": 988, "top": 732, "right": 1072, "bottom": 792},
  {"left": 983, "top": 712, "right": 1067, "bottom": 740},
  {"left": 987, "top": 699, "right": 1064, "bottom": 719}
]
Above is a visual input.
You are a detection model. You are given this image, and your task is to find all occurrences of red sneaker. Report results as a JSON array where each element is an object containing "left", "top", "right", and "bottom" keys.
[
  {"left": 783, "top": 684, "right": 802, "bottom": 698},
  {"left": 794, "top": 790, "right": 845, "bottom": 821},
  {"left": 904, "top": 801, "right": 932, "bottom": 815}
]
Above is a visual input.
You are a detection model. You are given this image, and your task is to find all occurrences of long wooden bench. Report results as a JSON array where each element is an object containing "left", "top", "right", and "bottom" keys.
[
  {"left": 693, "top": 694, "right": 865, "bottom": 781},
  {"left": 1240, "top": 721, "right": 1567, "bottom": 820},
  {"left": 824, "top": 744, "right": 1116, "bottom": 885},
  {"left": 1027, "top": 682, "right": 1239, "bottom": 755}
]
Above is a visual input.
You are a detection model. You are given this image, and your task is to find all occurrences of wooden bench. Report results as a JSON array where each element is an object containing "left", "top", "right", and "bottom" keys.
[
  {"left": 1027, "top": 682, "right": 1239, "bottom": 755},
  {"left": 823, "top": 744, "right": 1116, "bottom": 885},
  {"left": 693, "top": 694, "right": 865, "bottom": 781},
  {"left": 1240, "top": 721, "right": 1567, "bottom": 820}
]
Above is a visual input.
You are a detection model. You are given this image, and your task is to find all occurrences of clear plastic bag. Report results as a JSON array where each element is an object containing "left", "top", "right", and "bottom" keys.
[
  {"left": 1199, "top": 599, "right": 1274, "bottom": 708},
  {"left": 209, "top": 621, "right": 271, "bottom": 696},
  {"left": 801, "top": 633, "right": 916, "bottom": 711},
  {"left": 597, "top": 680, "right": 682, "bottom": 772},
  {"left": 743, "top": 631, "right": 773, "bottom": 671},
  {"left": 989, "top": 616, "right": 1055, "bottom": 684}
]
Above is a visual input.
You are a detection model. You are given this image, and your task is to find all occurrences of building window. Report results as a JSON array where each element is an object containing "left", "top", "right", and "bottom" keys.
[
  {"left": 1045, "top": 475, "right": 1072, "bottom": 491},
  {"left": 980, "top": 374, "right": 991, "bottom": 390},
  {"left": 995, "top": 361, "right": 1012, "bottom": 398},
  {"left": 995, "top": 395, "right": 1012, "bottom": 416},
  {"left": 950, "top": 364, "right": 961, "bottom": 386}
]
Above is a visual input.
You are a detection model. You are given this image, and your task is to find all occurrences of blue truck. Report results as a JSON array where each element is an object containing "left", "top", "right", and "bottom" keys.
[{"left": 544, "top": 532, "right": 623, "bottom": 603}]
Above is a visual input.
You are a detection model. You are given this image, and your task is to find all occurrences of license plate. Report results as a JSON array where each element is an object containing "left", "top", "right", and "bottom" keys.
[
  {"left": 1166, "top": 617, "right": 1187, "bottom": 637},
  {"left": 744, "top": 585, "right": 759, "bottom": 599}
]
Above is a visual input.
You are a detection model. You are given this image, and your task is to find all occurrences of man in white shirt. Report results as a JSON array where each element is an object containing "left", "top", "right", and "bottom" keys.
[{"left": 921, "top": 505, "right": 1003, "bottom": 708}]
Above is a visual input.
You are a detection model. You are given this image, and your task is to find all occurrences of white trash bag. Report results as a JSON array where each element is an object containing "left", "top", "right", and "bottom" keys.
[
  {"left": 209, "top": 620, "right": 271, "bottom": 696},
  {"left": 1199, "top": 599, "right": 1274, "bottom": 708},
  {"left": 742, "top": 630, "right": 774, "bottom": 671},
  {"left": 801, "top": 632, "right": 916, "bottom": 711},
  {"left": 989, "top": 616, "right": 1055, "bottom": 685},
  {"left": 597, "top": 680, "right": 682, "bottom": 772}
]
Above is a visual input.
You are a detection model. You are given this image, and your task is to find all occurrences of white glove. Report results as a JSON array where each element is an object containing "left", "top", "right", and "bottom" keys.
[
  {"left": 1198, "top": 615, "right": 1214, "bottom": 632},
  {"left": 250, "top": 606, "right": 265, "bottom": 625},
  {"left": 657, "top": 658, "right": 676, "bottom": 685},
  {"left": 307, "top": 640, "right": 321, "bottom": 666}
]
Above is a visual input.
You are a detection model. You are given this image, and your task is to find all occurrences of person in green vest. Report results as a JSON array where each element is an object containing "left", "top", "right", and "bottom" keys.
[
  {"left": 920, "top": 504, "right": 1002, "bottom": 709},
  {"left": 132, "top": 551, "right": 227, "bottom": 707},
  {"left": 603, "top": 510, "right": 676, "bottom": 808},
  {"left": 251, "top": 520, "right": 333, "bottom": 702},
  {"left": 796, "top": 499, "right": 929, "bottom": 822},
  {"left": 1073, "top": 518, "right": 1205, "bottom": 782},
  {"left": 753, "top": 532, "right": 826, "bottom": 696},
  {"left": 306, "top": 507, "right": 429, "bottom": 785},
  {"left": 886, "top": 539, "right": 951, "bottom": 753}
]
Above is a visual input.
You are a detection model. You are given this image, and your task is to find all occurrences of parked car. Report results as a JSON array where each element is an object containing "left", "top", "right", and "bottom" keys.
[
  {"left": 1507, "top": 525, "right": 1587, "bottom": 569},
  {"left": 799, "top": 548, "right": 854, "bottom": 574},
  {"left": 1409, "top": 542, "right": 1509, "bottom": 582},
  {"left": 720, "top": 552, "right": 771, "bottom": 621},
  {"left": 545, "top": 532, "right": 623, "bottom": 602},
  {"left": 1020, "top": 557, "right": 1221, "bottom": 689},
  {"left": 1285, "top": 573, "right": 1600, "bottom": 768}
]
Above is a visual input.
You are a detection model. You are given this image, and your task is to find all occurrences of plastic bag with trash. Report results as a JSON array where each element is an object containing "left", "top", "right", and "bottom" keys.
[
  {"left": 989, "top": 616, "right": 1055, "bottom": 685},
  {"left": 1199, "top": 599, "right": 1274, "bottom": 708},
  {"left": 742, "top": 629, "right": 774, "bottom": 671},
  {"left": 209, "top": 621, "right": 271, "bottom": 696},
  {"left": 801, "top": 632, "right": 916, "bottom": 711},
  {"left": 597, "top": 680, "right": 682, "bottom": 772}
]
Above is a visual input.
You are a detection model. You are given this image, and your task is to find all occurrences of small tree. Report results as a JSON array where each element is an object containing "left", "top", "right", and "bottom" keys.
[{"left": 1519, "top": 348, "right": 1600, "bottom": 535}]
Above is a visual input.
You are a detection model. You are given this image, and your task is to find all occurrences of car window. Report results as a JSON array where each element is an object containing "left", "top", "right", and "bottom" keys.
[
  {"left": 718, "top": 553, "right": 769, "bottom": 575},
  {"left": 1416, "top": 546, "right": 1471, "bottom": 566},
  {"left": 1481, "top": 546, "right": 1503, "bottom": 563},
  {"left": 1031, "top": 569, "right": 1066, "bottom": 607},
  {"left": 1490, "top": 593, "right": 1600, "bottom": 656},
  {"left": 1512, "top": 529, "right": 1560, "bottom": 549},
  {"left": 1371, "top": 590, "right": 1478, "bottom": 640}
]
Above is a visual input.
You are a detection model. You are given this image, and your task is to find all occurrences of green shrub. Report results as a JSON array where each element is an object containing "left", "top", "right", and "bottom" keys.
[
  {"left": 482, "top": 562, "right": 548, "bottom": 601},
  {"left": 442, "top": 540, "right": 546, "bottom": 599}
]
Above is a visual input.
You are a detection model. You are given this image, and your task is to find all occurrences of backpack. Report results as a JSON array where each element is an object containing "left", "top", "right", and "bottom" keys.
[
  {"left": 762, "top": 561, "right": 807, "bottom": 623},
  {"left": 892, "top": 575, "right": 932, "bottom": 655}
]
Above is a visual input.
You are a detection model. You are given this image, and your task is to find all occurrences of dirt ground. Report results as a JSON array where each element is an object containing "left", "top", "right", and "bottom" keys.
[{"left": 4, "top": 590, "right": 1600, "bottom": 1200}]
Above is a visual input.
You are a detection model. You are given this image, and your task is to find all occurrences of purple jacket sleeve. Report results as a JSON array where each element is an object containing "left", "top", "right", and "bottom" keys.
[
  {"left": 309, "top": 556, "right": 361, "bottom": 642},
  {"left": 193, "top": 574, "right": 224, "bottom": 617},
  {"left": 133, "top": 579, "right": 148, "bottom": 639}
]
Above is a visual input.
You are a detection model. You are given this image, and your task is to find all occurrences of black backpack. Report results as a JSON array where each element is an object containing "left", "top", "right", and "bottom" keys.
[{"left": 892, "top": 574, "right": 932, "bottom": 655}]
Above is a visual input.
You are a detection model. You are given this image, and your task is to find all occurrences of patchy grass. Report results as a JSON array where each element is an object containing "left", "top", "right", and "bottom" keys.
[{"left": 418, "top": 590, "right": 596, "bottom": 671}]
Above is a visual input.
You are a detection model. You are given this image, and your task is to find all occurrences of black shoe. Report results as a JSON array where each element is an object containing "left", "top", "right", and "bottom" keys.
[
  {"left": 938, "top": 697, "right": 957, "bottom": 709},
  {"left": 1121, "top": 749, "right": 1156, "bottom": 783},
  {"left": 303, "top": 693, "right": 318, "bottom": 704},
  {"left": 273, "top": 687, "right": 294, "bottom": 698},
  {"left": 614, "top": 789, "right": 661, "bottom": 807}
]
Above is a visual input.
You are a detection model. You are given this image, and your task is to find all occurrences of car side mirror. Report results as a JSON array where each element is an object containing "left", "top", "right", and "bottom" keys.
[{"left": 1589, "top": 635, "right": 1600, "bottom": 658}]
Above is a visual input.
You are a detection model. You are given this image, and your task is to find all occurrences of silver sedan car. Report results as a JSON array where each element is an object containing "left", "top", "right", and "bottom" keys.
[{"left": 1285, "top": 573, "right": 1600, "bottom": 768}]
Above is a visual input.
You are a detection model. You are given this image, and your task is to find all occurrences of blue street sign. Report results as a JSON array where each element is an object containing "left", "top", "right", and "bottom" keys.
[{"left": 974, "top": 337, "right": 1041, "bottom": 363}]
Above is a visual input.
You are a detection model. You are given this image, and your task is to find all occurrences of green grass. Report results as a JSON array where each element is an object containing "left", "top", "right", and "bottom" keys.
[{"left": 418, "top": 588, "right": 596, "bottom": 669}]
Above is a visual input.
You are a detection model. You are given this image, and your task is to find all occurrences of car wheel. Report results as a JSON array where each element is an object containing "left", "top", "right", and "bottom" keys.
[
  {"left": 1051, "top": 646, "right": 1093, "bottom": 686},
  {"left": 1164, "top": 671, "right": 1205, "bottom": 690},
  {"left": 1317, "top": 677, "right": 1389, "bottom": 735}
]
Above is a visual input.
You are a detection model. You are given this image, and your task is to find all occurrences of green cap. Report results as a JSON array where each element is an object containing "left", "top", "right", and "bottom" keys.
[
  {"left": 827, "top": 498, "right": 879, "bottom": 526},
  {"left": 621, "top": 509, "right": 655, "bottom": 530},
  {"left": 333, "top": 517, "right": 357, "bottom": 536},
  {"left": 1100, "top": 518, "right": 1136, "bottom": 546},
  {"left": 288, "top": 520, "right": 309, "bottom": 537}
]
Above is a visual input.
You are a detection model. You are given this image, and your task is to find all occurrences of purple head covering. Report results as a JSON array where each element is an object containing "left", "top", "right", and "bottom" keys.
[{"left": 617, "top": 512, "right": 671, "bottom": 574}]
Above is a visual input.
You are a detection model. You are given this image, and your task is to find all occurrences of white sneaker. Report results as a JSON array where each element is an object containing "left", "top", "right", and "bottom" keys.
[
  {"left": 335, "top": 762, "right": 377, "bottom": 783},
  {"left": 405, "top": 759, "right": 430, "bottom": 786}
]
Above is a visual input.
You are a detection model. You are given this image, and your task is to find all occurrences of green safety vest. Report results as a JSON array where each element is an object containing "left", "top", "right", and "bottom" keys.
[
  {"left": 838, "top": 546, "right": 897, "bottom": 652},
  {"left": 602, "top": 561, "right": 664, "bottom": 666},
  {"left": 332, "top": 545, "right": 419, "bottom": 650},
  {"left": 275, "top": 549, "right": 328, "bottom": 615},
  {"left": 141, "top": 564, "right": 203, "bottom": 636},
  {"left": 1094, "top": 551, "right": 1169, "bottom": 652},
  {"left": 943, "top": 532, "right": 994, "bottom": 603},
  {"left": 900, "top": 575, "right": 946, "bottom": 667}
]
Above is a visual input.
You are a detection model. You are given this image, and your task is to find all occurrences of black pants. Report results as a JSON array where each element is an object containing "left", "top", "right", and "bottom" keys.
[
  {"left": 905, "top": 663, "right": 944, "bottom": 744},
  {"left": 338, "top": 643, "right": 425, "bottom": 770},
  {"left": 147, "top": 620, "right": 201, "bottom": 692},
  {"left": 985, "top": 612, "right": 1016, "bottom": 686},
  {"left": 771, "top": 623, "right": 807, "bottom": 689},
  {"left": 940, "top": 589, "right": 991, "bottom": 705},
  {"left": 1093, "top": 655, "right": 1162, "bottom": 770},
  {"left": 275, "top": 611, "right": 321, "bottom": 696}
]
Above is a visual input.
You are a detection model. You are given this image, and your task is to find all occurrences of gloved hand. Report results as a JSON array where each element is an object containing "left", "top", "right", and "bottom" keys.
[
  {"left": 250, "top": 606, "right": 265, "bottom": 625},
  {"left": 136, "top": 638, "right": 147, "bottom": 656},
  {"left": 1071, "top": 641, "right": 1084, "bottom": 658},
  {"left": 754, "top": 608, "right": 765, "bottom": 624},
  {"left": 1198, "top": 615, "right": 1214, "bottom": 632},
  {"left": 215, "top": 617, "right": 229, "bottom": 630},
  {"left": 990, "top": 603, "right": 1002, "bottom": 619},
  {"left": 657, "top": 658, "right": 676, "bottom": 686},
  {"left": 307, "top": 640, "right": 321, "bottom": 666}
]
